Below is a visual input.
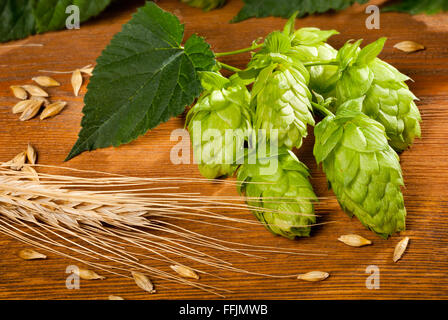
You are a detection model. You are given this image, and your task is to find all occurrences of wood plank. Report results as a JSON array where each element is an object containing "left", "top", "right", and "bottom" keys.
[{"left": 0, "top": 0, "right": 447, "bottom": 299}]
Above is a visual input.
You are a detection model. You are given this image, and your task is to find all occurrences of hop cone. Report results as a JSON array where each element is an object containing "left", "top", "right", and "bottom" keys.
[
  {"left": 313, "top": 97, "right": 406, "bottom": 238},
  {"left": 181, "top": 0, "right": 226, "bottom": 11},
  {"left": 365, "top": 58, "right": 421, "bottom": 151},
  {"left": 289, "top": 27, "right": 339, "bottom": 94},
  {"left": 332, "top": 38, "right": 421, "bottom": 151},
  {"left": 187, "top": 72, "right": 251, "bottom": 179},
  {"left": 237, "top": 148, "right": 317, "bottom": 239},
  {"left": 250, "top": 31, "right": 314, "bottom": 149}
]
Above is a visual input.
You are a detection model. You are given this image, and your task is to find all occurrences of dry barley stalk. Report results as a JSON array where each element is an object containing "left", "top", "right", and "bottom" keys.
[{"left": 0, "top": 163, "right": 326, "bottom": 296}]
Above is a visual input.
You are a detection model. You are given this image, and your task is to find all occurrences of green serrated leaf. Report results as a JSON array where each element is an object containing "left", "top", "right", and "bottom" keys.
[
  {"left": 231, "top": 0, "right": 369, "bottom": 23},
  {"left": 0, "top": 0, "right": 35, "bottom": 43},
  {"left": 0, "top": 0, "right": 113, "bottom": 43},
  {"left": 383, "top": 0, "right": 448, "bottom": 15},
  {"left": 66, "top": 2, "right": 215, "bottom": 160},
  {"left": 34, "top": 0, "right": 111, "bottom": 33},
  {"left": 184, "top": 34, "right": 216, "bottom": 71},
  {"left": 181, "top": 0, "right": 226, "bottom": 12}
]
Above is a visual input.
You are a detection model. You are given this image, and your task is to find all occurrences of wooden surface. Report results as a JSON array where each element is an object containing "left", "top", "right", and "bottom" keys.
[{"left": 0, "top": 0, "right": 447, "bottom": 300}]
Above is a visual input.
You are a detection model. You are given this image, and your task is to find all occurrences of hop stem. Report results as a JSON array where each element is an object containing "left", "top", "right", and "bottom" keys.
[
  {"left": 215, "top": 43, "right": 264, "bottom": 57},
  {"left": 218, "top": 62, "right": 242, "bottom": 73},
  {"left": 311, "top": 101, "right": 334, "bottom": 117},
  {"left": 303, "top": 60, "right": 339, "bottom": 67}
]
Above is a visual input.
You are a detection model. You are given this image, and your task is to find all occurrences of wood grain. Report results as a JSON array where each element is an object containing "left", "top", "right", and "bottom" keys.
[{"left": 0, "top": 0, "right": 447, "bottom": 300}]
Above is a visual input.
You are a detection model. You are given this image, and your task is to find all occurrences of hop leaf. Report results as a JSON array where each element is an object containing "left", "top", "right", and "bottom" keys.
[
  {"left": 66, "top": 2, "right": 216, "bottom": 160},
  {"left": 314, "top": 98, "right": 406, "bottom": 238},
  {"left": 181, "top": 0, "right": 226, "bottom": 11},
  {"left": 186, "top": 72, "right": 252, "bottom": 179},
  {"left": 237, "top": 148, "right": 317, "bottom": 239}
]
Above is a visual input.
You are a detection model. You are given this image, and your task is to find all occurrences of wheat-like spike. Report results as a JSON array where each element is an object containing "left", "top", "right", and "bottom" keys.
[{"left": 0, "top": 163, "right": 326, "bottom": 296}]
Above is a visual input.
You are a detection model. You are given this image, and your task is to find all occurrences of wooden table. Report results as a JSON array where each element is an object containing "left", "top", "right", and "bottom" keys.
[{"left": 0, "top": 0, "right": 447, "bottom": 300}]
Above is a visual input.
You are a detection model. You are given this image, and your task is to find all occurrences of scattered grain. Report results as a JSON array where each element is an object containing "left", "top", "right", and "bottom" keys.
[
  {"left": 71, "top": 69, "right": 83, "bottom": 96},
  {"left": 75, "top": 268, "right": 106, "bottom": 280},
  {"left": 297, "top": 271, "right": 329, "bottom": 282},
  {"left": 20, "top": 100, "right": 43, "bottom": 121},
  {"left": 10, "top": 86, "right": 28, "bottom": 100},
  {"left": 40, "top": 101, "right": 67, "bottom": 120},
  {"left": 18, "top": 249, "right": 47, "bottom": 260},
  {"left": 170, "top": 265, "right": 200, "bottom": 279},
  {"left": 32, "top": 76, "right": 60, "bottom": 87},
  {"left": 132, "top": 271, "right": 156, "bottom": 293},
  {"left": 393, "top": 236, "right": 410, "bottom": 262},
  {"left": 394, "top": 41, "right": 425, "bottom": 53},
  {"left": 21, "top": 85, "right": 48, "bottom": 97},
  {"left": 338, "top": 234, "right": 372, "bottom": 247}
]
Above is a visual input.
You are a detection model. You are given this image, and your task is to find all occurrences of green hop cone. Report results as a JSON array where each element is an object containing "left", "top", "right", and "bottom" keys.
[
  {"left": 186, "top": 72, "right": 252, "bottom": 179},
  {"left": 313, "top": 97, "right": 406, "bottom": 238},
  {"left": 237, "top": 147, "right": 317, "bottom": 239},
  {"left": 331, "top": 38, "right": 422, "bottom": 151},
  {"left": 181, "top": 0, "right": 226, "bottom": 11},
  {"left": 365, "top": 58, "right": 422, "bottom": 151},
  {"left": 249, "top": 31, "right": 314, "bottom": 149},
  {"left": 282, "top": 14, "right": 339, "bottom": 94}
]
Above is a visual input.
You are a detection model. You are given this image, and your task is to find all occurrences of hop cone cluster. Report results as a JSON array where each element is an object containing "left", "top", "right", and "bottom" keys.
[
  {"left": 186, "top": 72, "right": 251, "bottom": 179},
  {"left": 181, "top": 0, "right": 226, "bottom": 11},
  {"left": 185, "top": 13, "right": 420, "bottom": 239},
  {"left": 314, "top": 98, "right": 406, "bottom": 238},
  {"left": 331, "top": 38, "right": 422, "bottom": 151},
  {"left": 237, "top": 148, "right": 317, "bottom": 239},
  {"left": 250, "top": 31, "right": 314, "bottom": 149}
]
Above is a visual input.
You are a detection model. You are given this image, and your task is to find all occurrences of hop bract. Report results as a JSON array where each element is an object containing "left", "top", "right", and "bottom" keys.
[
  {"left": 314, "top": 97, "right": 406, "bottom": 238},
  {"left": 365, "top": 58, "right": 421, "bottom": 151},
  {"left": 187, "top": 72, "right": 252, "bottom": 179},
  {"left": 330, "top": 38, "right": 422, "bottom": 151},
  {"left": 289, "top": 27, "right": 339, "bottom": 94},
  {"left": 249, "top": 31, "right": 314, "bottom": 149},
  {"left": 237, "top": 147, "right": 317, "bottom": 239}
]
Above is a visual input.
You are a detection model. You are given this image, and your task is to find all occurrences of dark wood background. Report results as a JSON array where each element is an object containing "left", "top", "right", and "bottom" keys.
[{"left": 0, "top": 0, "right": 447, "bottom": 300}]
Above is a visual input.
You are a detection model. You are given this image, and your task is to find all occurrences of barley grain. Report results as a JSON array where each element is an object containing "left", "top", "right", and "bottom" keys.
[
  {"left": 338, "top": 234, "right": 372, "bottom": 247},
  {"left": 10, "top": 86, "right": 28, "bottom": 100},
  {"left": 132, "top": 272, "right": 156, "bottom": 293},
  {"left": 32, "top": 76, "right": 60, "bottom": 87},
  {"left": 80, "top": 65, "right": 94, "bottom": 76},
  {"left": 26, "top": 144, "right": 37, "bottom": 165},
  {"left": 297, "top": 271, "right": 329, "bottom": 282},
  {"left": 394, "top": 41, "right": 425, "bottom": 53},
  {"left": 19, "top": 249, "right": 47, "bottom": 260},
  {"left": 20, "top": 100, "right": 43, "bottom": 121},
  {"left": 170, "top": 265, "right": 200, "bottom": 279},
  {"left": 40, "top": 101, "right": 67, "bottom": 120},
  {"left": 31, "top": 96, "right": 50, "bottom": 107},
  {"left": 12, "top": 100, "right": 32, "bottom": 114},
  {"left": 9, "top": 151, "right": 27, "bottom": 170},
  {"left": 21, "top": 85, "right": 48, "bottom": 97},
  {"left": 75, "top": 268, "right": 106, "bottom": 280},
  {"left": 72, "top": 69, "right": 83, "bottom": 96},
  {"left": 393, "top": 237, "right": 410, "bottom": 262}
]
